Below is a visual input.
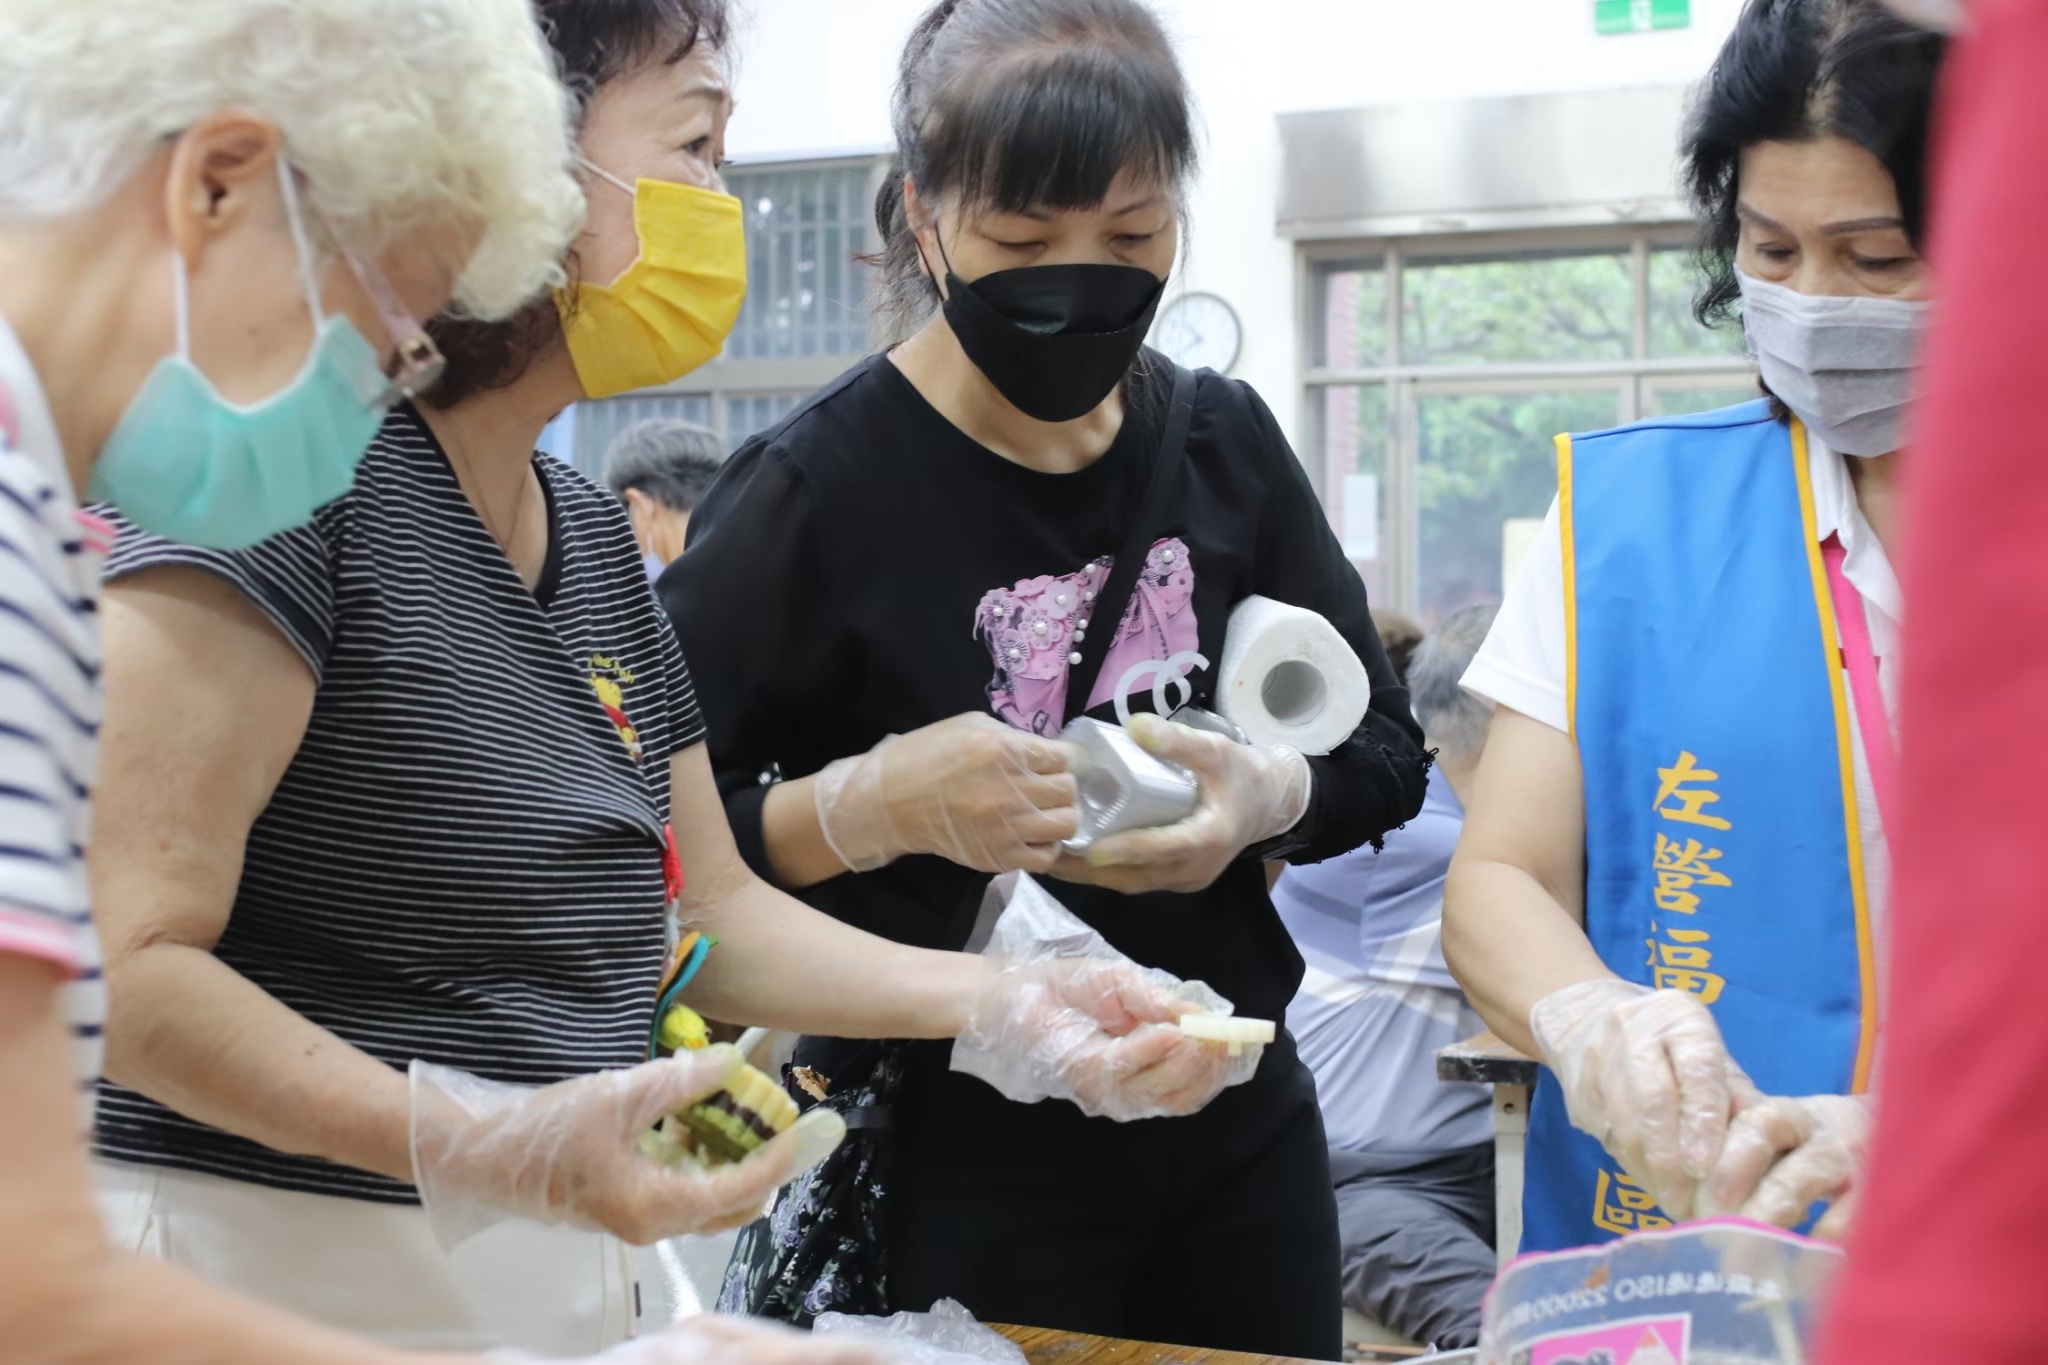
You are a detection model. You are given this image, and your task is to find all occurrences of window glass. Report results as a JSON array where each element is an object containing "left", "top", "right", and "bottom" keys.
[
  {"left": 570, "top": 394, "right": 716, "bottom": 479},
  {"left": 1649, "top": 384, "right": 1761, "bottom": 418},
  {"left": 1416, "top": 389, "right": 1620, "bottom": 623},
  {"left": 725, "top": 165, "right": 874, "bottom": 360},
  {"left": 1649, "top": 249, "right": 1750, "bottom": 359},
  {"left": 1317, "top": 384, "right": 1389, "bottom": 602},
  {"left": 1313, "top": 264, "right": 1388, "bottom": 369},
  {"left": 1403, "top": 252, "right": 1632, "bottom": 365}
]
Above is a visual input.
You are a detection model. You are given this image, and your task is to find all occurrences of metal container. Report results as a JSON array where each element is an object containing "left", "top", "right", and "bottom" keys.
[
  {"left": 1165, "top": 702, "right": 1249, "bottom": 745},
  {"left": 1059, "top": 717, "right": 1200, "bottom": 855}
]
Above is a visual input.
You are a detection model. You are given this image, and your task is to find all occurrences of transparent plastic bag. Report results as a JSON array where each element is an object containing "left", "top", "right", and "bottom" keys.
[
  {"left": 813, "top": 1299, "right": 1028, "bottom": 1365},
  {"left": 948, "top": 872, "right": 1262, "bottom": 1120},
  {"left": 1480, "top": 1219, "right": 1844, "bottom": 1365}
]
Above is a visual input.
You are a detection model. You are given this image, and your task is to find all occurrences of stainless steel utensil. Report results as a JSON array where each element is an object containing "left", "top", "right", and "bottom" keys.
[{"left": 1059, "top": 717, "right": 1201, "bottom": 855}]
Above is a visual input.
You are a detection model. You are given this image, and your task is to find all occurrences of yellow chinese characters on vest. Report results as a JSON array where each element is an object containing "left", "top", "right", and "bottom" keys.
[
  {"left": 1593, "top": 1167, "right": 1674, "bottom": 1237},
  {"left": 1646, "top": 751, "right": 1734, "bottom": 1004}
]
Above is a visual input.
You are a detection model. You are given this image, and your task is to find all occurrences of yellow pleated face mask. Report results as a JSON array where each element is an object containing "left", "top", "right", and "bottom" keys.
[{"left": 555, "top": 159, "right": 748, "bottom": 399}]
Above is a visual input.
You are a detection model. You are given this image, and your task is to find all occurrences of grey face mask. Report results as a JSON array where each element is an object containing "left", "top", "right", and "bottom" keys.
[{"left": 1737, "top": 268, "right": 1930, "bottom": 457}]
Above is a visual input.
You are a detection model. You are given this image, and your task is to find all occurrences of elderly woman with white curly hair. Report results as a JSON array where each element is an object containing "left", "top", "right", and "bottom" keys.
[{"left": 0, "top": 4, "right": 901, "bottom": 1365}]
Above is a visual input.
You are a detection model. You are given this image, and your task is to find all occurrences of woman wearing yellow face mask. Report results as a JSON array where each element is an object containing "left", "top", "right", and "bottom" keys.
[
  {"left": 557, "top": 155, "right": 747, "bottom": 399},
  {"left": 81, "top": 1, "right": 1242, "bottom": 1351}
]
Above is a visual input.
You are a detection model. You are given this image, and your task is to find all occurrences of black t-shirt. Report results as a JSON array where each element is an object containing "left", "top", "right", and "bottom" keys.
[
  {"left": 665, "top": 353, "right": 1427, "bottom": 1025},
  {"left": 95, "top": 407, "right": 702, "bottom": 1203}
]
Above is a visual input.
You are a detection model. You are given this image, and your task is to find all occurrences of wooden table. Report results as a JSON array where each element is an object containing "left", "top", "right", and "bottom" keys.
[
  {"left": 1436, "top": 1031, "right": 1540, "bottom": 1267},
  {"left": 994, "top": 1324, "right": 1426, "bottom": 1365}
]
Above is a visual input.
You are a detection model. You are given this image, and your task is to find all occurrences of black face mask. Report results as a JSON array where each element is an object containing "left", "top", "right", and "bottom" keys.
[{"left": 933, "top": 242, "right": 1167, "bottom": 423}]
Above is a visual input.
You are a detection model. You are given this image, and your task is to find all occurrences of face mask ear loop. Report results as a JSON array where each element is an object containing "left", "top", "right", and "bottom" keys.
[
  {"left": 171, "top": 250, "right": 193, "bottom": 361},
  {"left": 917, "top": 213, "right": 958, "bottom": 304},
  {"left": 576, "top": 155, "right": 639, "bottom": 198},
  {"left": 275, "top": 157, "right": 325, "bottom": 326}
]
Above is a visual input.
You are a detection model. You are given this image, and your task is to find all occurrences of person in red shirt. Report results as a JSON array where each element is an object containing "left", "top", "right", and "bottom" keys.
[{"left": 1820, "top": 1, "right": 2048, "bottom": 1359}]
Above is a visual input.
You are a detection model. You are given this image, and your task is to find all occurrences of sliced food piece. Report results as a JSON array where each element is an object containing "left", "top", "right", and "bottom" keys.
[
  {"left": 1178, "top": 1013, "right": 1277, "bottom": 1056},
  {"left": 672, "top": 1060, "right": 800, "bottom": 1165}
]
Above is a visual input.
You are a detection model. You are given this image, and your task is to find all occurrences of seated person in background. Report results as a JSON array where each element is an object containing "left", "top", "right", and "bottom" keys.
[
  {"left": 604, "top": 417, "right": 726, "bottom": 571},
  {"left": 1370, "top": 608, "right": 1425, "bottom": 688},
  {"left": 1272, "top": 603, "right": 1500, "bottom": 1351}
]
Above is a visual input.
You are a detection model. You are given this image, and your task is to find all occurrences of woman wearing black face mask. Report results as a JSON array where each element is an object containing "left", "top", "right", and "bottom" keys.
[{"left": 664, "top": 0, "right": 1429, "bottom": 1353}]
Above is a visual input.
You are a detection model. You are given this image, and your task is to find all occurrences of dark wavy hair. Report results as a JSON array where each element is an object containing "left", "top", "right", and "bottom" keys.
[
  {"left": 423, "top": 0, "right": 732, "bottom": 409},
  {"left": 1682, "top": 0, "right": 1946, "bottom": 329},
  {"left": 869, "top": 0, "right": 1198, "bottom": 338}
]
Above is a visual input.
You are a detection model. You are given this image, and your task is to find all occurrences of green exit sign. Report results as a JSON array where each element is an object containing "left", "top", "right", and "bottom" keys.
[{"left": 1596, "top": 0, "right": 1691, "bottom": 33}]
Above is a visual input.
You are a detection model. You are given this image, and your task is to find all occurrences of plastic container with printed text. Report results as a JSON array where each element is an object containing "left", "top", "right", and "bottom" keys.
[{"left": 1478, "top": 1219, "right": 1843, "bottom": 1365}]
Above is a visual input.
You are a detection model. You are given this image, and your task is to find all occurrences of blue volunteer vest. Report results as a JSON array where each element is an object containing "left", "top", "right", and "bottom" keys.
[{"left": 1521, "top": 400, "right": 1879, "bottom": 1252}]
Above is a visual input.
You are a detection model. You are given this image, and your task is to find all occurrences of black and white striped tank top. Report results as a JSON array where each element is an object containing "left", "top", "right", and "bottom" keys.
[{"left": 94, "top": 405, "right": 703, "bottom": 1203}]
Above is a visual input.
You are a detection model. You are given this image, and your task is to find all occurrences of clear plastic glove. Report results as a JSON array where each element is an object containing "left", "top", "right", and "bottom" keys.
[
  {"left": 1055, "top": 712, "right": 1310, "bottom": 895},
  {"left": 1530, "top": 978, "right": 1754, "bottom": 1222},
  {"left": 1701, "top": 1092, "right": 1870, "bottom": 1240},
  {"left": 950, "top": 872, "right": 1262, "bottom": 1120},
  {"left": 486, "top": 1312, "right": 898, "bottom": 1365},
  {"left": 814, "top": 713, "right": 1079, "bottom": 874},
  {"left": 410, "top": 1043, "right": 846, "bottom": 1249}
]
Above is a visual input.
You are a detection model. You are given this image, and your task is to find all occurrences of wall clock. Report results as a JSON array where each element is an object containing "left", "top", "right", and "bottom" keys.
[{"left": 1151, "top": 291, "right": 1243, "bottom": 374}]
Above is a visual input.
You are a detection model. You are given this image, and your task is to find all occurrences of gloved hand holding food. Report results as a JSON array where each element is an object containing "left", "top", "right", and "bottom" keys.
[
  {"left": 1057, "top": 712, "right": 1310, "bottom": 895},
  {"left": 410, "top": 1043, "right": 846, "bottom": 1249},
  {"left": 1530, "top": 978, "right": 1755, "bottom": 1223},
  {"left": 814, "top": 713, "right": 1080, "bottom": 875},
  {"left": 487, "top": 1311, "right": 900, "bottom": 1365},
  {"left": 1700, "top": 1090, "right": 1870, "bottom": 1239},
  {"left": 950, "top": 871, "right": 1268, "bottom": 1120}
]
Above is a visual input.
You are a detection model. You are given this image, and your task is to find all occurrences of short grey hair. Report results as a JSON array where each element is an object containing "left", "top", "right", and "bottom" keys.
[
  {"left": 1409, "top": 603, "right": 1500, "bottom": 762},
  {"left": 603, "top": 420, "right": 726, "bottom": 513}
]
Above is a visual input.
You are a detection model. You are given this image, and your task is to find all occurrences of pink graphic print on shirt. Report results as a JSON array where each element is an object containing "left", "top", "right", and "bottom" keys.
[{"left": 973, "top": 538, "right": 1197, "bottom": 735}]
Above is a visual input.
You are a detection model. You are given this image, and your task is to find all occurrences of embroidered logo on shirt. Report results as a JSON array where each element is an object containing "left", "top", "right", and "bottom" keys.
[
  {"left": 587, "top": 653, "right": 643, "bottom": 761},
  {"left": 973, "top": 538, "right": 1198, "bottom": 735}
]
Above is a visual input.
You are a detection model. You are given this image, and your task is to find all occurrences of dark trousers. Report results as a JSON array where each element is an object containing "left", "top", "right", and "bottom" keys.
[
  {"left": 1332, "top": 1142, "right": 1496, "bottom": 1351},
  {"left": 883, "top": 1035, "right": 1343, "bottom": 1360}
]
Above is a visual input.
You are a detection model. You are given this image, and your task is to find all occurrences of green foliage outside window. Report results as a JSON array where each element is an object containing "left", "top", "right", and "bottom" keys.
[
  {"left": 1417, "top": 390, "right": 1620, "bottom": 621},
  {"left": 1650, "top": 249, "right": 1749, "bottom": 359},
  {"left": 1403, "top": 253, "right": 1633, "bottom": 365}
]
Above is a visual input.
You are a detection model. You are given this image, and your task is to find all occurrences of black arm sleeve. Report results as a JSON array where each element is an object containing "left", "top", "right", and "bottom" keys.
[
  {"left": 1234, "top": 380, "right": 1432, "bottom": 863},
  {"left": 659, "top": 441, "right": 849, "bottom": 886}
]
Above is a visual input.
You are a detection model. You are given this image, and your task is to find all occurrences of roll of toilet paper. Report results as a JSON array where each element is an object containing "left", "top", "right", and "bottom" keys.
[{"left": 1213, "top": 596, "right": 1370, "bottom": 756}]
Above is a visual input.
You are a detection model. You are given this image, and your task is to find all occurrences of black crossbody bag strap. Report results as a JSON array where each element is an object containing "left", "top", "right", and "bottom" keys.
[{"left": 1062, "top": 362, "right": 1198, "bottom": 726}]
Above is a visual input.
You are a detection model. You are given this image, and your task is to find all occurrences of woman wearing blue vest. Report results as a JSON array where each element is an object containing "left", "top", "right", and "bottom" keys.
[{"left": 1444, "top": 0, "right": 1945, "bottom": 1253}]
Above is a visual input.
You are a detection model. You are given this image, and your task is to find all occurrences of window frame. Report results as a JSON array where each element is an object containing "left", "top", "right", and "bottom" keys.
[
  {"left": 570, "top": 153, "right": 893, "bottom": 471},
  {"left": 1297, "top": 225, "right": 1757, "bottom": 616}
]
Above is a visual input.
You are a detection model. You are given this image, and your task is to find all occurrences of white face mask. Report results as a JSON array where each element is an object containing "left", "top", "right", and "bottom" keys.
[{"left": 1737, "top": 268, "right": 1930, "bottom": 457}]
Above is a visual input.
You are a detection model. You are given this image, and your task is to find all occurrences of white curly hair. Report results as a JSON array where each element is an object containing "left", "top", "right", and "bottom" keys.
[{"left": 0, "top": 0, "right": 587, "bottom": 320}]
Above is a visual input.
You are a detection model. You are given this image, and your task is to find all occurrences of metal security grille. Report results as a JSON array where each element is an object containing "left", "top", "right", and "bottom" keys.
[
  {"left": 569, "top": 394, "right": 716, "bottom": 480},
  {"left": 725, "top": 163, "right": 876, "bottom": 360},
  {"left": 557, "top": 156, "right": 890, "bottom": 474},
  {"left": 725, "top": 393, "right": 806, "bottom": 447}
]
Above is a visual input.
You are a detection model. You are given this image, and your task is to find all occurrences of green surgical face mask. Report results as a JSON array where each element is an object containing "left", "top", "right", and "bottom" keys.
[{"left": 90, "top": 159, "right": 416, "bottom": 550}]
